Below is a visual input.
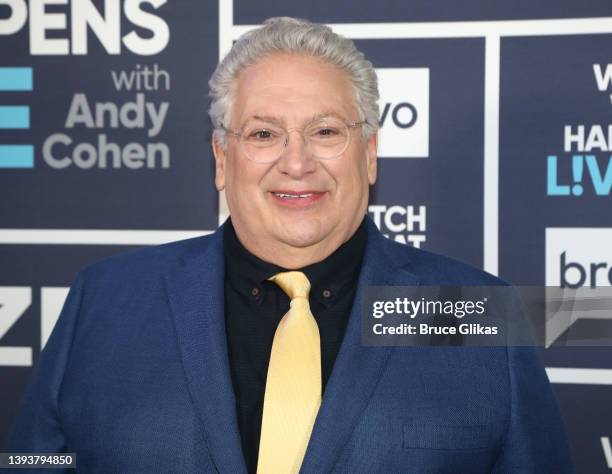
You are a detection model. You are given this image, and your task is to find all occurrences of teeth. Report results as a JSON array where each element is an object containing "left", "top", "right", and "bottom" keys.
[{"left": 274, "top": 193, "right": 313, "bottom": 199}]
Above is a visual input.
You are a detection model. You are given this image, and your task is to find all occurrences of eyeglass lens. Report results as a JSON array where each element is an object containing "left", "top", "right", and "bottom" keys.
[{"left": 239, "top": 116, "right": 351, "bottom": 163}]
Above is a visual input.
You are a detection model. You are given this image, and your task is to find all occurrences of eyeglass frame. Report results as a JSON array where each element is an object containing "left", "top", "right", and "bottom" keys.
[{"left": 218, "top": 116, "right": 368, "bottom": 163}]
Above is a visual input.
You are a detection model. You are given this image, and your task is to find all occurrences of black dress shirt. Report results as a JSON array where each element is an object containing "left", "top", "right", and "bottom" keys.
[{"left": 223, "top": 217, "right": 368, "bottom": 473}]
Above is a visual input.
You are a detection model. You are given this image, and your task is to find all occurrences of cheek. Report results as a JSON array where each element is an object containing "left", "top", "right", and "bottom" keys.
[
  {"left": 225, "top": 159, "right": 250, "bottom": 209},
  {"left": 226, "top": 158, "right": 272, "bottom": 205},
  {"left": 226, "top": 155, "right": 250, "bottom": 188},
  {"left": 333, "top": 156, "right": 369, "bottom": 192}
]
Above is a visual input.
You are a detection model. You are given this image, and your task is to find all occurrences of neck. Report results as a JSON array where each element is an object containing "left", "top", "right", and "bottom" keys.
[{"left": 231, "top": 220, "right": 363, "bottom": 269}]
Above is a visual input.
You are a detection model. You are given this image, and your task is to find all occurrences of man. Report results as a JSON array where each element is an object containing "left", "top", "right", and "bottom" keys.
[{"left": 8, "top": 17, "right": 572, "bottom": 473}]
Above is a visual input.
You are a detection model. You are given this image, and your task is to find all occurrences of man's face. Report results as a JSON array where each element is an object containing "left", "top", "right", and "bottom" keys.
[{"left": 213, "top": 53, "right": 377, "bottom": 266}]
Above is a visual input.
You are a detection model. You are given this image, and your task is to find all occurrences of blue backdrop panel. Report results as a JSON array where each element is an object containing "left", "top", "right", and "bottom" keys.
[
  {"left": 0, "top": 2, "right": 219, "bottom": 230},
  {"left": 365, "top": 38, "right": 484, "bottom": 267},
  {"left": 234, "top": 0, "right": 612, "bottom": 24},
  {"left": 499, "top": 34, "right": 612, "bottom": 284},
  {"left": 499, "top": 32, "right": 612, "bottom": 473}
]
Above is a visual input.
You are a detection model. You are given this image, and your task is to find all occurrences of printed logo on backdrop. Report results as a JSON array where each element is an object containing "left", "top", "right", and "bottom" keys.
[
  {"left": 0, "top": 0, "right": 169, "bottom": 55},
  {"left": 546, "top": 228, "right": 612, "bottom": 289},
  {"left": 0, "top": 286, "right": 68, "bottom": 367},
  {"left": 368, "top": 204, "right": 427, "bottom": 248},
  {"left": 545, "top": 228, "right": 612, "bottom": 346},
  {"left": 547, "top": 64, "right": 612, "bottom": 197},
  {"left": 375, "top": 68, "right": 429, "bottom": 158},
  {"left": 0, "top": 0, "right": 172, "bottom": 170},
  {"left": 602, "top": 436, "right": 612, "bottom": 469}
]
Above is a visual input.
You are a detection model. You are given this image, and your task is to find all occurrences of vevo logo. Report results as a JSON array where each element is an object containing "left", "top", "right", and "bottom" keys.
[{"left": 375, "top": 68, "right": 429, "bottom": 158}]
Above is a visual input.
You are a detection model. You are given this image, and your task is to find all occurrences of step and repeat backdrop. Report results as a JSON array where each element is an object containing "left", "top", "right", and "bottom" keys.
[{"left": 1, "top": 1, "right": 611, "bottom": 472}]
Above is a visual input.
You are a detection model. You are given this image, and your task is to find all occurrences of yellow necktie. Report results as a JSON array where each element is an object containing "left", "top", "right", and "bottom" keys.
[{"left": 257, "top": 271, "right": 322, "bottom": 474}]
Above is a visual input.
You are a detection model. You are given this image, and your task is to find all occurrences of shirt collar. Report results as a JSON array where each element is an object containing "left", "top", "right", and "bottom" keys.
[{"left": 223, "top": 216, "right": 368, "bottom": 308}]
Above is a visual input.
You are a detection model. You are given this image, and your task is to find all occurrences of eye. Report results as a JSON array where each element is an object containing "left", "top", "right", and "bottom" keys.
[
  {"left": 311, "top": 127, "right": 341, "bottom": 138},
  {"left": 247, "top": 129, "right": 275, "bottom": 141}
]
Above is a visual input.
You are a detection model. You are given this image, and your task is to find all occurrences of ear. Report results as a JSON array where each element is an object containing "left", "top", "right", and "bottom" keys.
[
  {"left": 212, "top": 131, "right": 226, "bottom": 191},
  {"left": 366, "top": 132, "right": 378, "bottom": 185}
]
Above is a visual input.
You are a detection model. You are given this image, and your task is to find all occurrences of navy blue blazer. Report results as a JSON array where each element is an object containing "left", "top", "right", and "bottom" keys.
[{"left": 8, "top": 217, "right": 573, "bottom": 473}]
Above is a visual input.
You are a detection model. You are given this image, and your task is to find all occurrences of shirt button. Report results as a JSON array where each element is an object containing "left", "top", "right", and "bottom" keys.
[
  {"left": 322, "top": 289, "right": 332, "bottom": 299},
  {"left": 251, "top": 287, "right": 260, "bottom": 297}
]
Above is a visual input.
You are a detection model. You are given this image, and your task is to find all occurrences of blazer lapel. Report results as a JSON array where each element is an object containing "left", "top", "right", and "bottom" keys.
[
  {"left": 300, "top": 217, "right": 420, "bottom": 474},
  {"left": 165, "top": 227, "right": 247, "bottom": 474}
]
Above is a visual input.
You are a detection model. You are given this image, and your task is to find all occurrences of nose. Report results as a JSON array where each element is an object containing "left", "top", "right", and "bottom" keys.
[{"left": 275, "top": 130, "right": 317, "bottom": 179}]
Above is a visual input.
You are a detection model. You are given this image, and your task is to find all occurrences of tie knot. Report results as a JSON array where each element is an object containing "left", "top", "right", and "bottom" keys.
[{"left": 269, "top": 271, "right": 311, "bottom": 300}]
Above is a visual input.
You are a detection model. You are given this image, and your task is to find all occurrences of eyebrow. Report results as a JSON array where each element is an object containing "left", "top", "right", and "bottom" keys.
[
  {"left": 251, "top": 115, "right": 284, "bottom": 124},
  {"left": 244, "top": 110, "right": 349, "bottom": 127},
  {"left": 310, "top": 110, "right": 347, "bottom": 121}
]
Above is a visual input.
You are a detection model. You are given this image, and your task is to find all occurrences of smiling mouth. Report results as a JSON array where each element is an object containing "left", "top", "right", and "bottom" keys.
[
  {"left": 272, "top": 192, "right": 314, "bottom": 199},
  {"left": 269, "top": 190, "right": 325, "bottom": 206}
]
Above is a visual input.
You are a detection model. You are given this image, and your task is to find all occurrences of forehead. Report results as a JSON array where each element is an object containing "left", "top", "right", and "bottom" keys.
[{"left": 231, "top": 53, "right": 358, "bottom": 127}]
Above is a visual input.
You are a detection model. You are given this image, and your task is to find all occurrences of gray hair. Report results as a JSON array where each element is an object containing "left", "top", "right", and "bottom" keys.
[{"left": 208, "top": 17, "right": 379, "bottom": 149}]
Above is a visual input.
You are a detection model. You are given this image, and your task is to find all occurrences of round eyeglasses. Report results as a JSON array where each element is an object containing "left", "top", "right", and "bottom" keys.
[{"left": 220, "top": 116, "right": 367, "bottom": 164}]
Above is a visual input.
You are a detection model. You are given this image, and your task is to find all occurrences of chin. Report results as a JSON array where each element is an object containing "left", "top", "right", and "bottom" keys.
[{"left": 277, "top": 222, "right": 328, "bottom": 249}]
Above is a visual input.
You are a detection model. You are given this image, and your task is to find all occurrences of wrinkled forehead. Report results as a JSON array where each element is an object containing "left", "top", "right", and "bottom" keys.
[{"left": 230, "top": 53, "right": 359, "bottom": 129}]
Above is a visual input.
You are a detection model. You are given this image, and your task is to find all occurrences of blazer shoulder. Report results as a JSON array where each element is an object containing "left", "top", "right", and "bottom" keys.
[
  {"left": 380, "top": 237, "right": 507, "bottom": 286},
  {"left": 79, "top": 232, "right": 218, "bottom": 283}
]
